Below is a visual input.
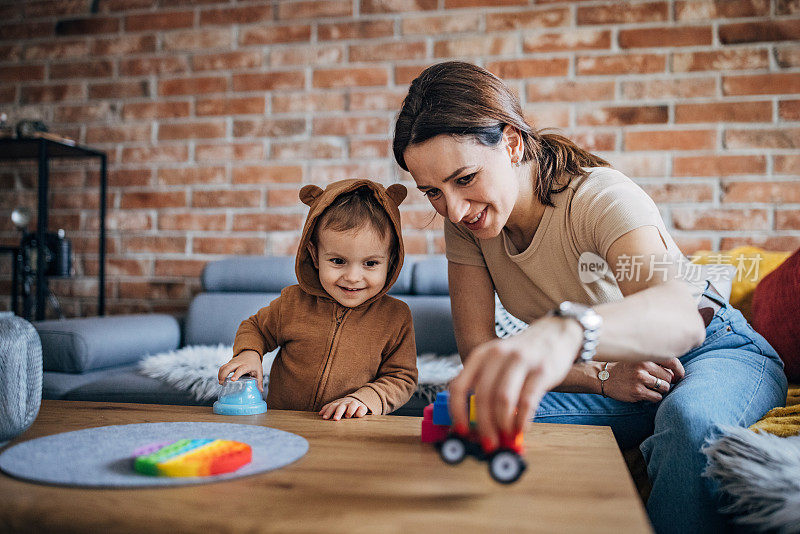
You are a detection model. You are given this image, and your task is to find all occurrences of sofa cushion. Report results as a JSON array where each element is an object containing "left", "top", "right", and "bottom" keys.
[
  {"left": 34, "top": 314, "right": 180, "bottom": 373},
  {"left": 184, "top": 292, "right": 279, "bottom": 347}
]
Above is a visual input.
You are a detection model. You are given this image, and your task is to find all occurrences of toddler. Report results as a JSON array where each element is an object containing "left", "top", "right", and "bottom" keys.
[{"left": 218, "top": 179, "right": 418, "bottom": 420}]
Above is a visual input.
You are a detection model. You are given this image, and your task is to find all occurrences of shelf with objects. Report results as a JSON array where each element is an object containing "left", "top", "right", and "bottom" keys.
[{"left": 0, "top": 136, "right": 107, "bottom": 321}]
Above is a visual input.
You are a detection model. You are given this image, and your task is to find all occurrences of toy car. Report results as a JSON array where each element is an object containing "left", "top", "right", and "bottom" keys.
[{"left": 421, "top": 391, "right": 527, "bottom": 484}]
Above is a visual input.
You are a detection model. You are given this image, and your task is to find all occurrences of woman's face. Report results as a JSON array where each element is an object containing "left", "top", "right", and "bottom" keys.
[{"left": 403, "top": 132, "right": 521, "bottom": 240}]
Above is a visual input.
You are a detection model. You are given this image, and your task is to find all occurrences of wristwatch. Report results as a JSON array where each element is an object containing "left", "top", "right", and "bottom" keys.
[
  {"left": 598, "top": 362, "right": 610, "bottom": 397},
  {"left": 550, "top": 301, "right": 603, "bottom": 363}
]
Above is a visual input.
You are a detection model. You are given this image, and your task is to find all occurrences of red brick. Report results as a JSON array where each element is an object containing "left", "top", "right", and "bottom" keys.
[
  {"left": 776, "top": 210, "right": 800, "bottom": 230},
  {"left": 487, "top": 58, "right": 569, "bottom": 79},
  {"left": 121, "top": 145, "right": 188, "bottom": 164},
  {"left": 196, "top": 96, "right": 265, "bottom": 116},
  {"left": 318, "top": 20, "right": 393, "bottom": 40},
  {"left": 604, "top": 154, "right": 669, "bottom": 178},
  {"left": 89, "top": 80, "right": 149, "bottom": 99},
  {"left": 85, "top": 258, "right": 150, "bottom": 278},
  {"left": 527, "top": 79, "right": 615, "bottom": 102},
  {"left": 313, "top": 116, "right": 389, "bottom": 136},
  {"left": 777, "top": 0, "right": 800, "bottom": 14},
  {"left": 394, "top": 63, "right": 433, "bottom": 85},
  {"left": 277, "top": 0, "right": 352, "bottom": 19},
  {"left": 674, "top": 237, "right": 714, "bottom": 255},
  {"left": 486, "top": 7, "right": 569, "bottom": 30},
  {"left": 193, "top": 237, "right": 265, "bottom": 256},
  {"left": 55, "top": 16, "right": 120, "bottom": 36},
  {"left": 158, "top": 76, "right": 226, "bottom": 96},
  {"left": 125, "top": 11, "right": 194, "bottom": 32},
  {"left": 25, "top": 0, "right": 94, "bottom": 17},
  {"left": 720, "top": 236, "right": 800, "bottom": 251},
  {"left": 310, "top": 162, "right": 391, "bottom": 183},
  {"left": 672, "top": 49, "right": 769, "bottom": 72},
  {"left": 524, "top": 29, "right": 611, "bottom": 53},
  {"left": 240, "top": 24, "right": 311, "bottom": 45},
  {"left": 268, "top": 189, "right": 302, "bottom": 207},
  {"left": 272, "top": 93, "right": 346, "bottom": 113},
  {"left": 97, "top": 0, "right": 159, "bottom": 13},
  {"left": 350, "top": 41, "right": 426, "bottom": 62},
  {"left": 158, "top": 121, "right": 226, "bottom": 140},
  {"left": 402, "top": 13, "right": 480, "bottom": 35},
  {"left": 360, "top": 0, "right": 436, "bottom": 14},
  {"left": 0, "top": 22, "right": 52, "bottom": 40},
  {"left": 576, "top": 53, "right": 665, "bottom": 75},
  {"left": 162, "top": 28, "right": 232, "bottom": 51},
  {"left": 720, "top": 20, "right": 800, "bottom": 44},
  {"left": 0, "top": 86, "right": 15, "bottom": 103},
  {"left": 774, "top": 154, "right": 800, "bottom": 174},
  {"left": 725, "top": 128, "right": 800, "bottom": 149},
  {"left": 192, "top": 189, "right": 261, "bottom": 208},
  {"left": 777, "top": 46, "right": 800, "bottom": 68},
  {"left": 724, "top": 73, "right": 800, "bottom": 96},
  {"left": 158, "top": 212, "right": 226, "bottom": 231},
  {"left": 51, "top": 191, "right": 102, "bottom": 210},
  {"left": 673, "top": 155, "right": 766, "bottom": 176},
  {"left": 625, "top": 130, "right": 716, "bottom": 151},
  {"left": 577, "top": 2, "right": 668, "bottom": 24},
  {"left": 723, "top": 181, "right": 800, "bottom": 203},
  {"left": 675, "top": 0, "right": 770, "bottom": 20},
  {"left": 271, "top": 139, "right": 345, "bottom": 160},
  {"left": 232, "top": 165, "right": 303, "bottom": 184},
  {"left": 619, "top": 26, "right": 712, "bottom": 48},
  {"left": 120, "top": 191, "right": 187, "bottom": 209},
  {"left": 0, "top": 65, "right": 45, "bottom": 82},
  {"left": 19, "top": 84, "right": 83, "bottom": 104},
  {"left": 54, "top": 102, "right": 115, "bottom": 122},
  {"left": 157, "top": 167, "right": 226, "bottom": 185},
  {"left": 270, "top": 45, "right": 345, "bottom": 67},
  {"left": 672, "top": 208, "right": 769, "bottom": 231},
  {"left": 675, "top": 101, "right": 772, "bottom": 123},
  {"left": 435, "top": 36, "right": 517, "bottom": 58},
  {"left": 108, "top": 168, "right": 152, "bottom": 187},
  {"left": 92, "top": 35, "right": 156, "bottom": 55},
  {"left": 568, "top": 131, "right": 616, "bottom": 151},
  {"left": 577, "top": 105, "right": 668, "bottom": 126},
  {"left": 233, "top": 118, "right": 306, "bottom": 138},
  {"left": 119, "top": 56, "right": 189, "bottom": 76},
  {"left": 524, "top": 105, "right": 570, "bottom": 129},
  {"left": 639, "top": 183, "right": 714, "bottom": 203},
  {"left": 351, "top": 139, "right": 391, "bottom": 158},
  {"left": 199, "top": 5, "right": 273, "bottom": 25},
  {"left": 401, "top": 210, "right": 443, "bottom": 231},
  {"left": 195, "top": 143, "right": 265, "bottom": 162},
  {"left": 313, "top": 67, "right": 388, "bottom": 88},
  {"left": 622, "top": 78, "right": 716, "bottom": 99},
  {"left": 86, "top": 124, "right": 151, "bottom": 143},
  {"left": 118, "top": 282, "right": 189, "bottom": 300},
  {"left": 153, "top": 259, "right": 206, "bottom": 278},
  {"left": 445, "top": 0, "right": 525, "bottom": 6},
  {"left": 780, "top": 100, "right": 800, "bottom": 120},
  {"left": 0, "top": 44, "right": 22, "bottom": 62},
  {"left": 232, "top": 71, "right": 305, "bottom": 91},
  {"left": 348, "top": 90, "right": 406, "bottom": 111},
  {"left": 122, "top": 101, "right": 191, "bottom": 120},
  {"left": 51, "top": 60, "right": 113, "bottom": 79},
  {"left": 233, "top": 213, "right": 304, "bottom": 232},
  {"left": 23, "top": 40, "right": 89, "bottom": 60}
]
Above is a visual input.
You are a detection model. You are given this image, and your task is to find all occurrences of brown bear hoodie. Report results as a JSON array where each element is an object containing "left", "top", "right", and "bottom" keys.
[{"left": 231, "top": 179, "right": 418, "bottom": 415}]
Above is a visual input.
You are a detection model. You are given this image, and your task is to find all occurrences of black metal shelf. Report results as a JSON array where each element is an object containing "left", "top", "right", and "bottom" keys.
[{"left": 0, "top": 137, "right": 107, "bottom": 320}]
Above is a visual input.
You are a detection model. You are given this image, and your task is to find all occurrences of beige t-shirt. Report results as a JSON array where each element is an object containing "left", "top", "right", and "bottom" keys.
[{"left": 444, "top": 167, "right": 702, "bottom": 323}]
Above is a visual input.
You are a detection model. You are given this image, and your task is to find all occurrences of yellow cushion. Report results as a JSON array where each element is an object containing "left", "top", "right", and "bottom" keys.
[
  {"left": 750, "top": 386, "right": 800, "bottom": 437},
  {"left": 692, "top": 246, "right": 791, "bottom": 321}
]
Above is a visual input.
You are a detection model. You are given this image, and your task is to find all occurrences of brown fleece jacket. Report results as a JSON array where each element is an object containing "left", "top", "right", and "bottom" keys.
[{"left": 231, "top": 179, "right": 418, "bottom": 415}]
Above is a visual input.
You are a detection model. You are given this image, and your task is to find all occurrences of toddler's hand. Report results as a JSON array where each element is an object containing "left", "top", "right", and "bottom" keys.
[
  {"left": 217, "top": 350, "right": 264, "bottom": 392},
  {"left": 319, "top": 397, "right": 368, "bottom": 420}
]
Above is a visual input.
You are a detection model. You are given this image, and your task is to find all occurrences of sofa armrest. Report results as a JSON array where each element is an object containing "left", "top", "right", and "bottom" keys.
[{"left": 34, "top": 314, "right": 180, "bottom": 374}]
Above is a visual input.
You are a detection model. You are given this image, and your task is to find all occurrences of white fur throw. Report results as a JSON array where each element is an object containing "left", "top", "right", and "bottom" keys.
[
  {"left": 139, "top": 345, "right": 463, "bottom": 404},
  {"left": 703, "top": 426, "right": 800, "bottom": 533}
]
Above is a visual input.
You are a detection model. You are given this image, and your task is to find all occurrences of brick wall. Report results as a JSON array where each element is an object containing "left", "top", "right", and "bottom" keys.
[{"left": 0, "top": 0, "right": 798, "bottom": 318}]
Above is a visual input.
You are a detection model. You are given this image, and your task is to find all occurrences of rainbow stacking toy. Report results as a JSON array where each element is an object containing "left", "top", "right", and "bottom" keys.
[{"left": 133, "top": 439, "right": 252, "bottom": 477}]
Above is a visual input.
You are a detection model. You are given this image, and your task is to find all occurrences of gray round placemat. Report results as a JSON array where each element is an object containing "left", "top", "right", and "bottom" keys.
[{"left": 0, "top": 422, "right": 308, "bottom": 488}]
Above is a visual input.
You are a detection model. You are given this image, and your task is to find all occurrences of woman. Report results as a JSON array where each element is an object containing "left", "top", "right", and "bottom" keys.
[{"left": 393, "top": 61, "right": 787, "bottom": 533}]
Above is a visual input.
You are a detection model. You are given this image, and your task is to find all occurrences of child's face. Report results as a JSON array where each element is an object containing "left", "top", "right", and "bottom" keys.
[{"left": 312, "top": 224, "right": 393, "bottom": 308}]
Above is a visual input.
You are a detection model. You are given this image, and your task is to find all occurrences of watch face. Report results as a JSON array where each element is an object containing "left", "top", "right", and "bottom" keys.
[{"left": 598, "top": 370, "right": 610, "bottom": 381}]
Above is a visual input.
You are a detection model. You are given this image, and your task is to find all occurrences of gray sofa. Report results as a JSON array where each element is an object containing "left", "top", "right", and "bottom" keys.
[{"left": 35, "top": 255, "right": 457, "bottom": 416}]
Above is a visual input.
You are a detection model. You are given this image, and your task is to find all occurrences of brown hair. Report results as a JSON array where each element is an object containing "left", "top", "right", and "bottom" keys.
[
  {"left": 393, "top": 61, "right": 610, "bottom": 207},
  {"left": 314, "top": 185, "right": 399, "bottom": 268}
]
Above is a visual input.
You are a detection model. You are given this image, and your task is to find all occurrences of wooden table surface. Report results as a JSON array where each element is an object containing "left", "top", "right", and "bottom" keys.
[{"left": 0, "top": 400, "right": 652, "bottom": 533}]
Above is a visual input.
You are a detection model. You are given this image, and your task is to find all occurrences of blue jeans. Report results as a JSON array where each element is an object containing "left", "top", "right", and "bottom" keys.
[{"left": 533, "top": 285, "right": 788, "bottom": 534}]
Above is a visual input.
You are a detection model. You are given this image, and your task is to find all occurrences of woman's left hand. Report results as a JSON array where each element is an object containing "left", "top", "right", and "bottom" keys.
[{"left": 448, "top": 316, "right": 584, "bottom": 449}]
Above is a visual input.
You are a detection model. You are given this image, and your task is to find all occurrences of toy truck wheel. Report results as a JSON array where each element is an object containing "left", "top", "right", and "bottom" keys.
[
  {"left": 439, "top": 436, "right": 467, "bottom": 465},
  {"left": 489, "top": 450, "right": 525, "bottom": 484}
]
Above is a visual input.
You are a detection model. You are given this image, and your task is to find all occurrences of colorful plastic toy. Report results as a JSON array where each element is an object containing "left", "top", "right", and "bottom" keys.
[
  {"left": 422, "top": 391, "right": 527, "bottom": 484},
  {"left": 213, "top": 376, "right": 268, "bottom": 415},
  {"left": 133, "top": 438, "right": 252, "bottom": 477}
]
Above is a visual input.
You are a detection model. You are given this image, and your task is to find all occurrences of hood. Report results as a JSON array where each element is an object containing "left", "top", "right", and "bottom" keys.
[{"left": 295, "top": 179, "right": 408, "bottom": 305}]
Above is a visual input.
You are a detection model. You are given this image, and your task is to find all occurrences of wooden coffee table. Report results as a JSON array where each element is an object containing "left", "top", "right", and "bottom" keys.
[{"left": 0, "top": 400, "right": 652, "bottom": 533}]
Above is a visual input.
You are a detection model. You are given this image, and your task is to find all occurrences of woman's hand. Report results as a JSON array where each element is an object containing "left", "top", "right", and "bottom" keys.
[
  {"left": 448, "top": 316, "right": 584, "bottom": 448},
  {"left": 602, "top": 358, "right": 684, "bottom": 403},
  {"left": 217, "top": 350, "right": 264, "bottom": 392},
  {"left": 319, "top": 397, "right": 369, "bottom": 420}
]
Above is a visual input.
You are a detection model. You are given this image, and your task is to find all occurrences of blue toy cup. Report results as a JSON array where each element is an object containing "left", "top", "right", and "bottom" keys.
[{"left": 213, "top": 377, "right": 268, "bottom": 415}]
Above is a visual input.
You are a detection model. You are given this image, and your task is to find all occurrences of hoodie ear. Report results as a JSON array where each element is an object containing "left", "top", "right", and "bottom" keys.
[
  {"left": 385, "top": 184, "right": 407, "bottom": 206},
  {"left": 299, "top": 185, "right": 323, "bottom": 206}
]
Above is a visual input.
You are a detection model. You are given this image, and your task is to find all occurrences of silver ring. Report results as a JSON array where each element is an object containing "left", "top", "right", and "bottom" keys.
[{"left": 653, "top": 378, "right": 662, "bottom": 390}]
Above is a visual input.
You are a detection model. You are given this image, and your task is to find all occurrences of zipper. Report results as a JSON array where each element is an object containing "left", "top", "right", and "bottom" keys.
[{"left": 312, "top": 305, "right": 349, "bottom": 409}]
